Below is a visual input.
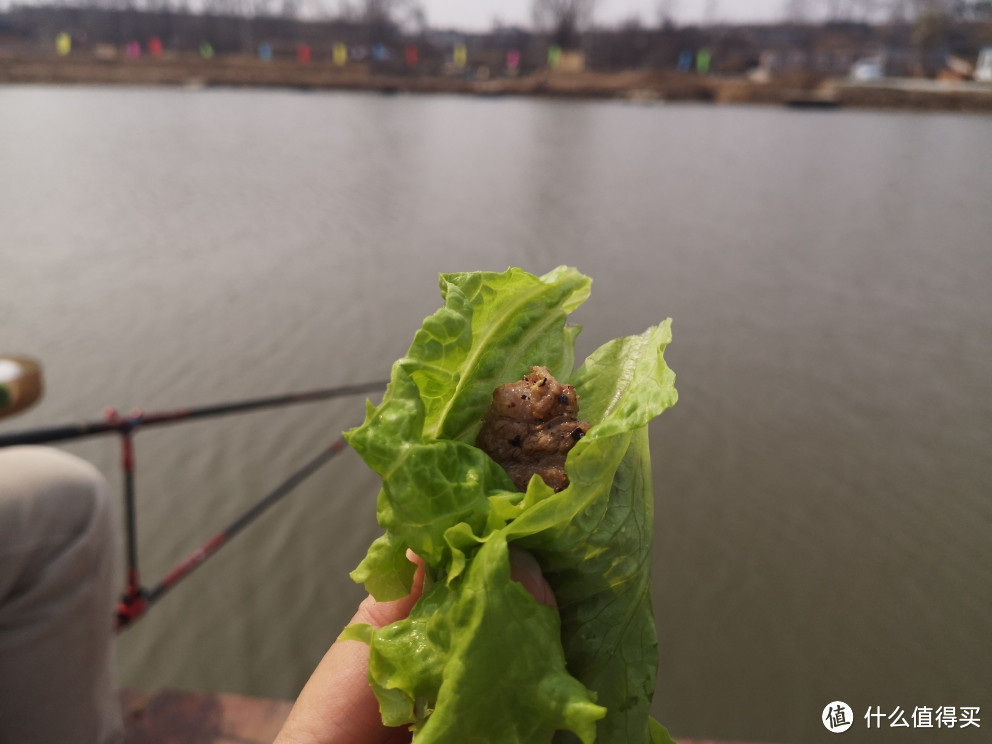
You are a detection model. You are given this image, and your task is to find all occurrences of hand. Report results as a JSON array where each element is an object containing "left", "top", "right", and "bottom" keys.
[{"left": 274, "top": 548, "right": 555, "bottom": 744}]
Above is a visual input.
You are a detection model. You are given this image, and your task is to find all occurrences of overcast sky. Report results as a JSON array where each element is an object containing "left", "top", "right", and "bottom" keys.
[{"left": 420, "top": 1, "right": 788, "bottom": 31}]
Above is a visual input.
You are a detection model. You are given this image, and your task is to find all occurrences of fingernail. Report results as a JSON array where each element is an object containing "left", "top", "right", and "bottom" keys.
[{"left": 508, "top": 546, "right": 556, "bottom": 608}]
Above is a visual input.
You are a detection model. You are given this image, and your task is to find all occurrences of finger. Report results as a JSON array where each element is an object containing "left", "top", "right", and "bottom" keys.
[
  {"left": 351, "top": 550, "right": 425, "bottom": 629},
  {"left": 274, "top": 555, "right": 424, "bottom": 744},
  {"left": 508, "top": 546, "right": 557, "bottom": 608}
]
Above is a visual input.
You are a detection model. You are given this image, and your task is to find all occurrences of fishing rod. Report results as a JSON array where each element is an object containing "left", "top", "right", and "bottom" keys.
[
  {"left": 0, "top": 379, "right": 388, "bottom": 447},
  {"left": 0, "top": 360, "right": 387, "bottom": 631},
  {"left": 116, "top": 438, "right": 349, "bottom": 630}
]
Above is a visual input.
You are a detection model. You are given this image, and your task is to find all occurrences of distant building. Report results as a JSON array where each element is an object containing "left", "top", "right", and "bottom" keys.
[{"left": 850, "top": 57, "right": 883, "bottom": 80}]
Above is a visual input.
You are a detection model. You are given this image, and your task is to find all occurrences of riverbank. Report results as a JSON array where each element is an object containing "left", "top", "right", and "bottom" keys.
[{"left": 3, "top": 53, "right": 992, "bottom": 112}]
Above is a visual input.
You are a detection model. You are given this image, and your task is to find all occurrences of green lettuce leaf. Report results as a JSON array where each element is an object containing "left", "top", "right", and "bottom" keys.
[{"left": 344, "top": 267, "right": 677, "bottom": 743}]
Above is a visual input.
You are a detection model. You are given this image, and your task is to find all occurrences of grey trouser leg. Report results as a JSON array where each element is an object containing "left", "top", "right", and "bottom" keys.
[{"left": 0, "top": 446, "right": 123, "bottom": 744}]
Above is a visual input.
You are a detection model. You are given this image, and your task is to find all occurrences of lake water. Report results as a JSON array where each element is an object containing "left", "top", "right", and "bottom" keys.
[{"left": 1, "top": 86, "right": 990, "bottom": 744}]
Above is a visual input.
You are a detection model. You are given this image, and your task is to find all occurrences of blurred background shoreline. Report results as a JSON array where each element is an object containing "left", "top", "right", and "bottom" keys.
[
  {"left": 3, "top": 56, "right": 992, "bottom": 111},
  {"left": 3, "top": 0, "right": 992, "bottom": 112}
]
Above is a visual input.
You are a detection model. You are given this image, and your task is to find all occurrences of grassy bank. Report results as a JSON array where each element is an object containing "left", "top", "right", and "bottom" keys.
[{"left": 3, "top": 53, "right": 992, "bottom": 112}]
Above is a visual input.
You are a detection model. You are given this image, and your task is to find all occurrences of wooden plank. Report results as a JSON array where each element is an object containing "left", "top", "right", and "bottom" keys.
[{"left": 122, "top": 688, "right": 293, "bottom": 744}]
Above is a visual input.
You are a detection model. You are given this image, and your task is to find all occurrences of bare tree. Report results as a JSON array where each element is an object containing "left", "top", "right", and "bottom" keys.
[
  {"left": 703, "top": 0, "right": 719, "bottom": 24},
  {"left": 248, "top": 0, "right": 277, "bottom": 15},
  {"left": 847, "top": 0, "right": 882, "bottom": 21},
  {"left": 201, "top": 0, "right": 240, "bottom": 15},
  {"left": 357, "top": 0, "right": 424, "bottom": 38},
  {"left": 934, "top": 0, "right": 992, "bottom": 19},
  {"left": 887, "top": 0, "right": 914, "bottom": 21},
  {"left": 912, "top": 1, "right": 950, "bottom": 73},
  {"left": 822, "top": 0, "right": 843, "bottom": 18},
  {"left": 532, "top": 0, "right": 595, "bottom": 48},
  {"left": 336, "top": 0, "right": 358, "bottom": 19},
  {"left": 656, "top": 0, "right": 679, "bottom": 27},
  {"left": 783, "top": 0, "right": 813, "bottom": 22}
]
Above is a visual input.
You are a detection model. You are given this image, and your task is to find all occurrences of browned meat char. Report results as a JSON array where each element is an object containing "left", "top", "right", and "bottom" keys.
[{"left": 476, "top": 366, "right": 590, "bottom": 492}]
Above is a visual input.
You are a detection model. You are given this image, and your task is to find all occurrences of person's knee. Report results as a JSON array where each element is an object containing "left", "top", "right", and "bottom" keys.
[
  {"left": 0, "top": 446, "right": 122, "bottom": 744},
  {"left": 0, "top": 445, "right": 111, "bottom": 541},
  {"left": 0, "top": 446, "right": 115, "bottom": 602}
]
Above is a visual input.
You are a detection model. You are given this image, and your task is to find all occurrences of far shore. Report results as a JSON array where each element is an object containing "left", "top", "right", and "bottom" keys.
[{"left": 3, "top": 53, "right": 992, "bottom": 113}]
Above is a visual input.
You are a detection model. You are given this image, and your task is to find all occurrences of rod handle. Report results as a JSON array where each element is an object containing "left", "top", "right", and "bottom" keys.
[{"left": 0, "top": 356, "right": 43, "bottom": 421}]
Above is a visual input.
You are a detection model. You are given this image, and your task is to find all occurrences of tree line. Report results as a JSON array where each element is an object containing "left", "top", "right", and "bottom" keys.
[{"left": 2, "top": 0, "right": 990, "bottom": 74}]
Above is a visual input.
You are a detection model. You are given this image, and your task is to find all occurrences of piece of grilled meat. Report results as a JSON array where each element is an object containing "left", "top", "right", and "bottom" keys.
[{"left": 476, "top": 366, "right": 590, "bottom": 492}]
